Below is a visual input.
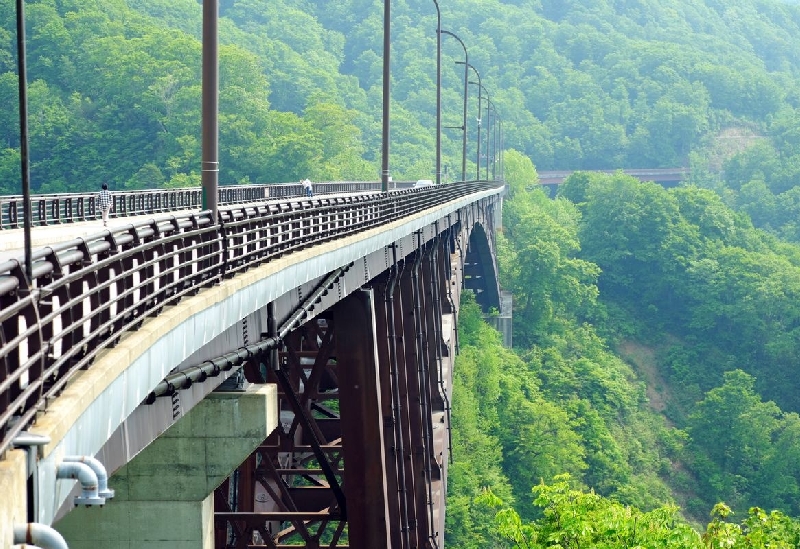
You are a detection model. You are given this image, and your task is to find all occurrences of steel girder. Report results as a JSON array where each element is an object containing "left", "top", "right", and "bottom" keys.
[{"left": 212, "top": 200, "right": 498, "bottom": 549}]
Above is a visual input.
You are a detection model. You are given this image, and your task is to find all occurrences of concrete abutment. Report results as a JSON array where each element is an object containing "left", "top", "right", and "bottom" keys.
[{"left": 54, "top": 384, "right": 277, "bottom": 548}]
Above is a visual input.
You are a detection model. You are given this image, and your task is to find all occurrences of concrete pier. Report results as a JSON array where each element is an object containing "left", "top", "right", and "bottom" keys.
[{"left": 55, "top": 385, "right": 277, "bottom": 548}]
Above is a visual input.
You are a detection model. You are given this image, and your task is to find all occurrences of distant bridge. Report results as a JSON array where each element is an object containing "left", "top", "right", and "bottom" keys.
[{"left": 538, "top": 168, "right": 690, "bottom": 186}]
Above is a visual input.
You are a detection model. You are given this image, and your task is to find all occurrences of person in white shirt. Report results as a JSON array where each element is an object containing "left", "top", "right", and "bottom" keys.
[{"left": 302, "top": 178, "right": 313, "bottom": 197}]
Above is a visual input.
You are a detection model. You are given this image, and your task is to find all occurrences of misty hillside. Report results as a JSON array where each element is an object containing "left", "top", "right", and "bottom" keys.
[{"left": 4, "top": 0, "right": 800, "bottom": 191}]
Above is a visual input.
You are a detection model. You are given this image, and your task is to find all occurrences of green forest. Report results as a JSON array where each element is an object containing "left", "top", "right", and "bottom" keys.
[
  {"left": 448, "top": 154, "right": 800, "bottom": 546},
  {"left": 6, "top": 0, "right": 800, "bottom": 546},
  {"left": 5, "top": 0, "right": 800, "bottom": 197}
]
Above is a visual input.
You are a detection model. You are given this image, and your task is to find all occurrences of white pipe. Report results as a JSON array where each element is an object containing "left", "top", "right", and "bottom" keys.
[
  {"left": 13, "top": 523, "right": 68, "bottom": 549},
  {"left": 56, "top": 462, "right": 105, "bottom": 506},
  {"left": 62, "top": 456, "right": 114, "bottom": 499}
]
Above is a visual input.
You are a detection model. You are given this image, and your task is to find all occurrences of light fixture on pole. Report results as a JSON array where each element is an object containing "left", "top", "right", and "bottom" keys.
[
  {"left": 465, "top": 73, "right": 485, "bottom": 179},
  {"left": 443, "top": 31, "right": 468, "bottom": 183},
  {"left": 484, "top": 98, "right": 496, "bottom": 181},
  {"left": 499, "top": 117, "right": 504, "bottom": 180},
  {"left": 485, "top": 102, "right": 493, "bottom": 180}
]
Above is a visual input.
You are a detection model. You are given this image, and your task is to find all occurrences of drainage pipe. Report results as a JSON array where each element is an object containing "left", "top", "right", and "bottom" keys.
[
  {"left": 55, "top": 462, "right": 104, "bottom": 506},
  {"left": 11, "top": 433, "right": 50, "bottom": 523},
  {"left": 145, "top": 265, "right": 350, "bottom": 402},
  {"left": 13, "top": 523, "right": 68, "bottom": 549},
  {"left": 62, "top": 456, "right": 114, "bottom": 499},
  {"left": 429, "top": 233, "right": 453, "bottom": 464},
  {"left": 411, "top": 234, "right": 439, "bottom": 543},
  {"left": 385, "top": 246, "right": 411, "bottom": 548}
]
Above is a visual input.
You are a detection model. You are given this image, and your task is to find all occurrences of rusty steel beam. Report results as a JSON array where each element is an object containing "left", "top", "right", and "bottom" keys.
[
  {"left": 398, "top": 256, "right": 437, "bottom": 545},
  {"left": 213, "top": 211, "right": 492, "bottom": 548},
  {"left": 373, "top": 264, "right": 415, "bottom": 549},
  {"left": 217, "top": 512, "right": 343, "bottom": 520},
  {"left": 216, "top": 314, "right": 346, "bottom": 548},
  {"left": 333, "top": 290, "right": 393, "bottom": 548},
  {"left": 372, "top": 273, "right": 406, "bottom": 549}
]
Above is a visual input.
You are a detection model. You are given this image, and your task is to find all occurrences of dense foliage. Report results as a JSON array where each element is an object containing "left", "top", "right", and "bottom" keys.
[
  {"left": 448, "top": 156, "right": 679, "bottom": 545},
  {"left": 558, "top": 170, "right": 800, "bottom": 519},
  {"left": 6, "top": 0, "right": 800, "bottom": 544},
  {"left": 6, "top": 0, "right": 800, "bottom": 196},
  {"left": 484, "top": 478, "right": 800, "bottom": 549},
  {"left": 448, "top": 157, "right": 800, "bottom": 544}
]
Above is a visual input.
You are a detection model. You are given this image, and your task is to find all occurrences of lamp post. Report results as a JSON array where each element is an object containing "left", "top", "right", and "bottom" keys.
[
  {"left": 381, "top": 0, "right": 391, "bottom": 192},
  {"left": 492, "top": 106, "right": 499, "bottom": 180},
  {"left": 469, "top": 76, "right": 489, "bottom": 181},
  {"left": 15, "top": 0, "right": 32, "bottom": 280},
  {"left": 442, "top": 31, "right": 468, "bottom": 183},
  {"left": 485, "top": 98, "right": 496, "bottom": 181},
  {"left": 499, "top": 117, "right": 504, "bottom": 180},
  {"left": 492, "top": 109, "right": 503, "bottom": 180},
  {"left": 432, "top": 0, "right": 441, "bottom": 186},
  {"left": 201, "top": 0, "right": 219, "bottom": 218},
  {"left": 461, "top": 63, "right": 482, "bottom": 180},
  {"left": 485, "top": 101, "right": 493, "bottom": 180}
]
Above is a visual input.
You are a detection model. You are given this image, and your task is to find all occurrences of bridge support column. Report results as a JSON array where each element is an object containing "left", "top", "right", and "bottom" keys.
[
  {"left": 0, "top": 450, "right": 27, "bottom": 549},
  {"left": 54, "top": 384, "right": 277, "bottom": 549},
  {"left": 333, "top": 290, "right": 393, "bottom": 548}
]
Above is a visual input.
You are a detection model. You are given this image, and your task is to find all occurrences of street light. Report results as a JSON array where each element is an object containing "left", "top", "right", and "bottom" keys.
[
  {"left": 459, "top": 63, "right": 482, "bottom": 180},
  {"left": 432, "top": 0, "right": 441, "bottom": 186},
  {"left": 201, "top": 0, "right": 219, "bottom": 218},
  {"left": 484, "top": 98, "right": 502, "bottom": 181},
  {"left": 381, "top": 0, "right": 391, "bottom": 192},
  {"left": 15, "top": 0, "right": 33, "bottom": 280},
  {"left": 442, "top": 30, "right": 468, "bottom": 183},
  {"left": 486, "top": 101, "right": 499, "bottom": 180},
  {"left": 492, "top": 106, "right": 502, "bottom": 181},
  {"left": 469, "top": 77, "right": 491, "bottom": 180},
  {"left": 498, "top": 117, "right": 504, "bottom": 180},
  {"left": 484, "top": 97, "right": 496, "bottom": 181}
]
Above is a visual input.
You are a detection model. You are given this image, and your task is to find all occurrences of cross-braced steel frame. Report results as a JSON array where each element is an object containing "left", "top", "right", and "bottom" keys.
[{"left": 213, "top": 231, "right": 465, "bottom": 549}]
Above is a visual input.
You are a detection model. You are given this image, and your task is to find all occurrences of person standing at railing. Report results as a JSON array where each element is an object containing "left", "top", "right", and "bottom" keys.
[
  {"left": 97, "top": 183, "right": 112, "bottom": 226},
  {"left": 302, "top": 178, "right": 313, "bottom": 197}
]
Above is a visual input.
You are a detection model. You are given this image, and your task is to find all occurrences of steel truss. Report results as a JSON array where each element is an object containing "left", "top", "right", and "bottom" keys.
[{"left": 213, "top": 234, "right": 461, "bottom": 549}]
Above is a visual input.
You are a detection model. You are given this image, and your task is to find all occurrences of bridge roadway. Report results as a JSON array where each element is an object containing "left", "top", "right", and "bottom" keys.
[
  {"left": 0, "top": 182, "right": 504, "bottom": 549},
  {"left": 0, "top": 212, "right": 191, "bottom": 263}
]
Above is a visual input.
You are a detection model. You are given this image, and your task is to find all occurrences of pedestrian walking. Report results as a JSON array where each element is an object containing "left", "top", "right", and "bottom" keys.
[{"left": 97, "top": 183, "right": 112, "bottom": 226}]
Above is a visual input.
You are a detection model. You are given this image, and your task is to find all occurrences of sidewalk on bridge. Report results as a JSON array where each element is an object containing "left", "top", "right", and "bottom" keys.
[{"left": 0, "top": 210, "right": 201, "bottom": 263}]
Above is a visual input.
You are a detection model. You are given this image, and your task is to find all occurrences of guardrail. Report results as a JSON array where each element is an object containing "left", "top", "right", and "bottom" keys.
[
  {"left": 0, "top": 181, "right": 408, "bottom": 230},
  {"left": 0, "top": 181, "right": 501, "bottom": 458}
]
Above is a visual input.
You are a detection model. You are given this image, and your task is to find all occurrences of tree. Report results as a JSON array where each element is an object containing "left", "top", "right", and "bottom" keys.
[
  {"left": 479, "top": 477, "right": 800, "bottom": 549},
  {"left": 687, "top": 370, "right": 781, "bottom": 511}
]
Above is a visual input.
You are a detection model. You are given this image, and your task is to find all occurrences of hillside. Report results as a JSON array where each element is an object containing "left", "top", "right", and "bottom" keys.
[
  {"left": 5, "top": 0, "right": 800, "bottom": 542},
  {"left": 4, "top": 0, "right": 800, "bottom": 192},
  {"left": 447, "top": 152, "right": 800, "bottom": 545}
]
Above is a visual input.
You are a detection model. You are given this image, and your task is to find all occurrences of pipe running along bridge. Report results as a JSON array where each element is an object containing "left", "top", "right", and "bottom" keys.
[{"left": 0, "top": 180, "right": 504, "bottom": 549}]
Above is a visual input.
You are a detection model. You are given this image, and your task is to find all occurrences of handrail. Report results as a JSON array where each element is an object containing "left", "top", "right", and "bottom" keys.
[
  {"left": 0, "top": 181, "right": 502, "bottom": 458},
  {"left": 0, "top": 181, "right": 420, "bottom": 230}
]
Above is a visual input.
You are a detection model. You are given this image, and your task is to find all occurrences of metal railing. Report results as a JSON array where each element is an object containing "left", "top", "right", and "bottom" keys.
[
  {"left": 0, "top": 181, "right": 501, "bottom": 458},
  {"left": 0, "top": 181, "right": 409, "bottom": 230}
]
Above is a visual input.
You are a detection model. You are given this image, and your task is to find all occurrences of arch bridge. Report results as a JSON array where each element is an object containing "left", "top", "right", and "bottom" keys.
[{"left": 0, "top": 181, "right": 504, "bottom": 549}]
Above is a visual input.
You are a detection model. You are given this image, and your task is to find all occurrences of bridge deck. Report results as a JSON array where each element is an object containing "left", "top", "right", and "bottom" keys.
[
  {"left": 0, "top": 212, "right": 189, "bottom": 262},
  {"left": 0, "top": 189, "right": 383, "bottom": 263},
  {"left": 0, "top": 182, "right": 504, "bottom": 549}
]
